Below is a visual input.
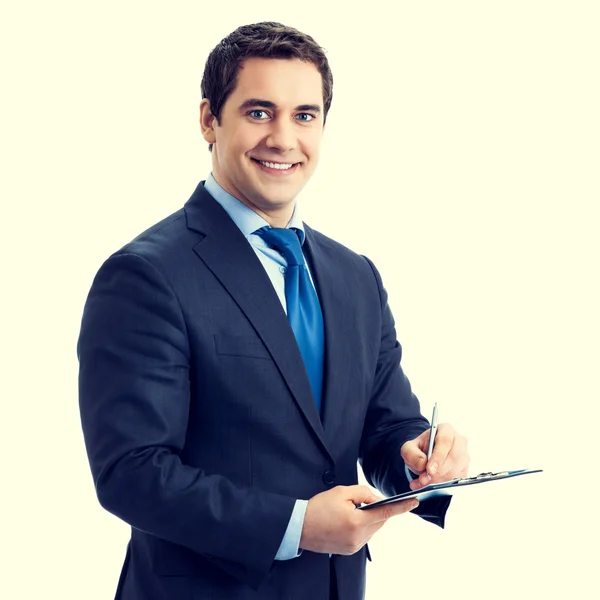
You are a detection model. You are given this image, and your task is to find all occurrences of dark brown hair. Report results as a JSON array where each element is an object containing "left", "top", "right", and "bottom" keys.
[{"left": 201, "top": 22, "right": 333, "bottom": 151}]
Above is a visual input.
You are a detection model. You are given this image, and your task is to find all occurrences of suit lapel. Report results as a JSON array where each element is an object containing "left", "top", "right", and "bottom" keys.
[
  {"left": 303, "top": 226, "right": 355, "bottom": 449},
  {"left": 184, "top": 183, "right": 331, "bottom": 458}
]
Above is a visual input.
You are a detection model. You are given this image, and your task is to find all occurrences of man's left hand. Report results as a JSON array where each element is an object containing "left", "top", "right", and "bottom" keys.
[{"left": 401, "top": 424, "right": 470, "bottom": 491}]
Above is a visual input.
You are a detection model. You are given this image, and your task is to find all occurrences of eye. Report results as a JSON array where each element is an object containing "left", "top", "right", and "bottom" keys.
[
  {"left": 248, "top": 109, "right": 269, "bottom": 120},
  {"left": 296, "top": 113, "right": 316, "bottom": 122}
]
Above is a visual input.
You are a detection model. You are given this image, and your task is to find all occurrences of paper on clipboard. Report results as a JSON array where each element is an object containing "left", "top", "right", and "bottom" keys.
[{"left": 358, "top": 468, "right": 543, "bottom": 510}]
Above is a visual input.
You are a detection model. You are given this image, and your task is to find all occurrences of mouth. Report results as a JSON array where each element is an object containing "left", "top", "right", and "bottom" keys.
[{"left": 251, "top": 158, "right": 301, "bottom": 175}]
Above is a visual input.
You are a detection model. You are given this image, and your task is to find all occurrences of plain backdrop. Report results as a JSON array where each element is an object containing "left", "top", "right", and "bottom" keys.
[{"left": 1, "top": 2, "right": 598, "bottom": 598}]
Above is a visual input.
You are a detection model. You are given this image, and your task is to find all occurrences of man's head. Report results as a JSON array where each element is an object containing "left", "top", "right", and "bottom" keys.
[{"left": 199, "top": 22, "right": 333, "bottom": 226}]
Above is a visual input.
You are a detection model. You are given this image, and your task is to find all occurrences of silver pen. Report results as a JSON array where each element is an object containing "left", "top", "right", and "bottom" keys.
[{"left": 426, "top": 402, "right": 438, "bottom": 462}]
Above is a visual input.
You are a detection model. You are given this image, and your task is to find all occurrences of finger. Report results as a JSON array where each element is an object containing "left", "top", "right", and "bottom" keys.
[
  {"left": 343, "top": 485, "right": 383, "bottom": 505},
  {"left": 363, "top": 501, "right": 417, "bottom": 539},
  {"left": 429, "top": 463, "right": 467, "bottom": 486},
  {"left": 364, "top": 521, "right": 385, "bottom": 540},
  {"left": 437, "top": 434, "right": 469, "bottom": 478},
  {"left": 364, "top": 498, "right": 419, "bottom": 524},
  {"left": 408, "top": 461, "right": 433, "bottom": 490},
  {"left": 427, "top": 423, "right": 455, "bottom": 476},
  {"left": 409, "top": 477, "right": 426, "bottom": 491},
  {"left": 401, "top": 437, "right": 429, "bottom": 475},
  {"left": 435, "top": 458, "right": 456, "bottom": 479},
  {"left": 418, "top": 470, "right": 433, "bottom": 488}
]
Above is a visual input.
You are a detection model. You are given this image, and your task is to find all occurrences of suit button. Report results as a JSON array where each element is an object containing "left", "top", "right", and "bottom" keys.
[{"left": 322, "top": 470, "right": 335, "bottom": 485}]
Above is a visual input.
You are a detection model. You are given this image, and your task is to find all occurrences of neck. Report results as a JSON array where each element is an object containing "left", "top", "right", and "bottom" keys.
[
  {"left": 211, "top": 171, "right": 295, "bottom": 228},
  {"left": 251, "top": 205, "right": 294, "bottom": 228}
]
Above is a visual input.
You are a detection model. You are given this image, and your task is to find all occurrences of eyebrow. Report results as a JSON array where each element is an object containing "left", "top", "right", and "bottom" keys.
[{"left": 238, "top": 98, "right": 322, "bottom": 114}]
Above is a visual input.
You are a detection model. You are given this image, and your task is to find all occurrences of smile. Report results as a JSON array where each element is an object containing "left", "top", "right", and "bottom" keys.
[{"left": 252, "top": 158, "right": 300, "bottom": 175}]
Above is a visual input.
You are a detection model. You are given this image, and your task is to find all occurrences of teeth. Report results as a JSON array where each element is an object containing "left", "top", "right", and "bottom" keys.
[{"left": 258, "top": 160, "right": 294, "bottom": 170}]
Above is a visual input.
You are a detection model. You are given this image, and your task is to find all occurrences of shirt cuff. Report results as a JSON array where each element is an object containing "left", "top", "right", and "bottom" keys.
[{"left": 274, "top": 499, "right": 308, "bottom": 560}]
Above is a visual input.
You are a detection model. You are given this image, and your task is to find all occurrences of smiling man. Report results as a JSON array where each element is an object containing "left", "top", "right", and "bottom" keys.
[{"left": 78, "top": 22, "right": 469, "bottom": 600}]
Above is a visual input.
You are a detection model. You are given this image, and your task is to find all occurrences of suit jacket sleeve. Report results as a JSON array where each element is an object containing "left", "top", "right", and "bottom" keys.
[
  {"left": 358, "top": 256, "right": 451, "bottom": 527},
  {"left": 78, "top": 251, "right": 296, "bottom": 589}
]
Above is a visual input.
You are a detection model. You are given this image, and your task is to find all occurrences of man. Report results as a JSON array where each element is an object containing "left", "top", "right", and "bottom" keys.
[{"left": 78, "top": 21, "right": 470, "bottom": 600}]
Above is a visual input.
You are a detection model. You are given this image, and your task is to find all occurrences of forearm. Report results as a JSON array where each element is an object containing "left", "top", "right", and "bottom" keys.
[{"left": 96, "top": 446, "right": 295, "bottom": 554}]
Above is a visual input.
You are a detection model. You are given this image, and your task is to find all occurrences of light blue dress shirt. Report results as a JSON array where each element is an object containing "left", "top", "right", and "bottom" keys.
[{"left": 204, "top": 173, "right": 309, "bottom": 560}]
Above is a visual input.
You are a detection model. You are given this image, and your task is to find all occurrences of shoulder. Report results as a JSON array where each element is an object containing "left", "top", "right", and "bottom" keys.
[
  {"left": 304, "top": 223, "right": 382, "bottom": 286},
  {"left": 88, "top": 206, "right": 200, "bottom": 297},
  {"left": 101, "top": 205, "right": 203, "bottom": 276},
  {"left": 119, "top": 208, "right": 188, "bottom": 262}
]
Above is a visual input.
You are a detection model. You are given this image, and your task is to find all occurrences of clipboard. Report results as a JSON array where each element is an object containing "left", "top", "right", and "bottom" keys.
[{"left": 358, "top": 468, "right": 543, "bottom": 510}]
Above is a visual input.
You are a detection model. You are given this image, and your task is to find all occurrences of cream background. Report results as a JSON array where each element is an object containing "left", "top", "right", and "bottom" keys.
[{"left": 1, "top": 1, "right": 598, "bottom": 598}]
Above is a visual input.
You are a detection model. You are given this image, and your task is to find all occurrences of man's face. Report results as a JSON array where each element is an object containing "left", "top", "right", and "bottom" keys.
[{"left": 200, "top": 58, "right": 325, "bottom": 225}]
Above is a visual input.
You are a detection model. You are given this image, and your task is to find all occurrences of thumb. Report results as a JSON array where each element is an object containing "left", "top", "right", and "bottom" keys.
[
  {"left": 401, "top": 440, "right": 427, "bottom": 474},
  {"left": 343, "top": 485, "right": 382, "bottom": 505}
]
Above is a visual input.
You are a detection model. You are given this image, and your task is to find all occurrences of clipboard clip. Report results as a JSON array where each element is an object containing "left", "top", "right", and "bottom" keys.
[{"left": 456, "top": 471, "right": 510, "bottom": 484}]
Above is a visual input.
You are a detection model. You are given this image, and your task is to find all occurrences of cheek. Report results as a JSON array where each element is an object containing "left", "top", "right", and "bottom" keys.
[
  {"left": 303, "top": 146, "right": 321, "bottom": 173},
  {"left": 304, "top": 133, "right": 322, "bottom": 161},
  {"left": 234, "top": 126, "right": 260, "bottom": 152}
]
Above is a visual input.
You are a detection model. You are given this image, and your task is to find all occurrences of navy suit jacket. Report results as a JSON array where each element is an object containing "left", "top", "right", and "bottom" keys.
[{"left": 78, "top": 181, "right": 450, "bottom": 600}]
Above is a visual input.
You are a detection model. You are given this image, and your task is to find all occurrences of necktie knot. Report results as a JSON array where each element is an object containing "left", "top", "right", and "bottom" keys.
[{"left": 256, "top": 227, "right": 304, "bottom": 266}]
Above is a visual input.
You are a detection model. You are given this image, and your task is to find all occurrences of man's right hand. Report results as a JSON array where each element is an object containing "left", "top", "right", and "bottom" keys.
[{"left": 299, "top": 485, "right": 418, "bottom": 555}]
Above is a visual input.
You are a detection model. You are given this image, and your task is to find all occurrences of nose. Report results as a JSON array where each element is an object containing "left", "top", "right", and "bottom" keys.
[{"left": 265, "top": 117, "right": 297, "bottom": 153}]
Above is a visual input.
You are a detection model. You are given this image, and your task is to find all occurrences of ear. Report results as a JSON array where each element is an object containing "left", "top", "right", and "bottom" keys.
[{"left": 199, "top": 98, "right": 217, "bottom": 145}]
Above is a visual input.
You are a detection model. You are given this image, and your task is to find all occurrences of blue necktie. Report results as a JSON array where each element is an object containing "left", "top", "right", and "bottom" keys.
[{"left": 256, "top": 227, "right": 325, "bottom": 413}]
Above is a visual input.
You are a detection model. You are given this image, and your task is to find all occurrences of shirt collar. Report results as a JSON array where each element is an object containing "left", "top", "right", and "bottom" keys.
[{"left": 203, "top": 173, "right": 306, "bottom": 244}]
